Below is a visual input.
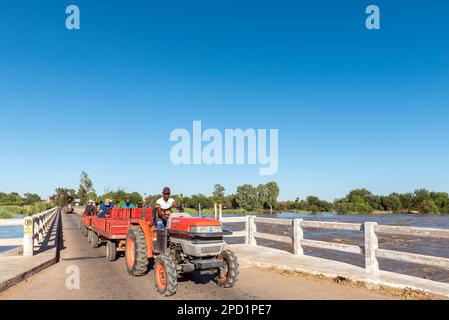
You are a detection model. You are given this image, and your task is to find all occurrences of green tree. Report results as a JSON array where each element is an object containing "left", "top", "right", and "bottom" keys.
[
  {"left": 399, "top": 193, "right": 415, "bottom": 211},
  {"left": 414, "top": 189, "right": 431, "bottom": 206},
  {"left": 24, "top": 193, "right": 41, "bottom": 205},
  {"left": 186, "top": 194, "right": 213, "bottom": 209},
  {"left": 50, "top": 188, "right": 76, "bottom": 207},
  {"left": 264, "top": 181, "right": 280, "bottom": 212},
  {"left": 77, "top": 171, "right": 95, "bottom": 205},
  {"left": 212, "top": 184, "right": 225, "bottom": 197},
  {"left": 419, "top": 199, "right": 440, "bottom": 214},
  {"left": 334, "top": 190, "right": 373, "bottom": 214},
  {"left": 236, "top": 184, "right": 261, "bottom": 211},
  {"left": 381, "top": 193, "right": 402, "bottom": 212},
  {"left": 256, "top": 184, "right": 268, "bottom": 208},
  {"left": 430, "top": 192, "right": 449, "bottom": 214},
  {"left": 98, "top": 189, "right": 143, "bottom": 206}
]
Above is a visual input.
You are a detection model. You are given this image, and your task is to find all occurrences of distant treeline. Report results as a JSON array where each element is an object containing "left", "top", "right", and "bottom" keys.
[
  {"left": 50, "top": 179, "right": 280, "bottom": 213},
  {"left": 279, "top": 188, "right": 449, "bottom": 214},
  {"left": 17, "top": 171, "right": 449, "bottom": 215},
  {"left": 49, "top": 171, "right": 449, "bottom": 215},
  {"left": 0, "top": 192, "right": 42, "bottom": 206},
  {"left": 0, "top": 192, "right": 53, "bottom": 218}
]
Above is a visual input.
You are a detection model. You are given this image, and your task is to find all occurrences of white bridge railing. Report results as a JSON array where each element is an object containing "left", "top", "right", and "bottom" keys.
[
  {"left": 220, "top": 215, "right": 449, "bottom": 276},
  {"left": 0, "top": 208, "right": 59, "bottom": 256}
]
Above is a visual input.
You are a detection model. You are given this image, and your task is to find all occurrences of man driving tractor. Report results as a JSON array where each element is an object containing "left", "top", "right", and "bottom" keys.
[{"left": 155, "top": 187, "right": 178, "bottom": 230}]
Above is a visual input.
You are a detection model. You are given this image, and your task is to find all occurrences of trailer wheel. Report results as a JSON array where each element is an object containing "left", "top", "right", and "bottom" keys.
[
  {"left": 154, "top": 255, "right": 177, "bottom": 297},
  {"left": 90, "top": 231, "right": 99, "bottom": 248},
  {"left": 215, "top": 249, "right": 239, "bottom": 288},
  {"left": 82, "top": 224, "right": 88, "bottom": 237},
  {"left": 125, "top": 226, "right": 148, "bottom": 276},
  {"left": 106, "top": 241, "right": 117, "bottom": 262}
]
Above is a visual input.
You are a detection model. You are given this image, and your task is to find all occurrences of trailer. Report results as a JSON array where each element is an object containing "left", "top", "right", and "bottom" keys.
[{"left": 80, "top": 208, "right": 153, "bottom": 261}]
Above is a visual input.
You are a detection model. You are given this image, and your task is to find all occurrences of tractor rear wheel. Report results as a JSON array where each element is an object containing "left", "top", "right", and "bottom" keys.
[
  {"left": 90, "top": 231, "right": 99, "bottom": 248},
  {"left": 106, "top": 241, "right": 117, "bottom": 262},
  {"left": 153, "top": 255, "right": 177, "bottom": 297},
  {"left": 215, "top": 249, "right": 239, "bottom": 288},
  {"left": 125, "top": 226, "right": 148, "bottom": 276}
]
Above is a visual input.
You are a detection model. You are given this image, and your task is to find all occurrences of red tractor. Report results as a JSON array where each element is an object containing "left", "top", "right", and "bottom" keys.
[
  {"left": 80, "top": 206, "right": 239, "bottom": 296},
  {"left": 124, "top": 209, "right": 239, "bottom": 296}
]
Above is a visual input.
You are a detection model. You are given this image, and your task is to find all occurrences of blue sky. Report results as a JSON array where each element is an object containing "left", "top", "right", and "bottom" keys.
[{"left": 0, "top": 1, "right": 448, "bottom": 201}]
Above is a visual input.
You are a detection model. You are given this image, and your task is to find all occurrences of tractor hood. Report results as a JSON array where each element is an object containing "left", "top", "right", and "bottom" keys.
[{"left": 168, "top": 217, "right": 221, "bottom": 233}]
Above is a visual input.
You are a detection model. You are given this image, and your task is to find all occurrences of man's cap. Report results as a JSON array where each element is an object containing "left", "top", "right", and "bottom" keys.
[
  {"left": 88, "top": 199, "right": 94, "bottom": 204},
  {"left": 162, "top": 187, "right": 171, "bottom": 194}
]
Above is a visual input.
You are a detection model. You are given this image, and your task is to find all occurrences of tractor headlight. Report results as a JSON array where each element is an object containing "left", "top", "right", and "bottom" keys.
[{"left": 190, "top": 226, "right": 222, "bottom": 233}]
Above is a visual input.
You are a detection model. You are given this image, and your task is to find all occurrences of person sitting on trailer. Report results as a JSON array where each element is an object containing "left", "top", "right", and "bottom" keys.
[
  {"left": 84, "top": 199, "right": 97, "bottom": 216},
  {"left": 98, "top": 199, "right": 115, "bottom": 218},
  {"left": 121, "top": 197, "right": 135, "bottom": 209},
  {"left": 155, "top": 187, "right": 178, "bottom": 230}
]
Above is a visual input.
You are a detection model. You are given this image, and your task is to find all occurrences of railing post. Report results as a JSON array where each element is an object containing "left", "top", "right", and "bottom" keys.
[
  {"left": 244, "top": 216, "right": 250, "bottom": 244},
  {"left": 219, "top": 203, "right": 223, "bottom": 221},
  {"left": 293, "top": 218, "right": 304, "bottom": 255},
  {"left": 43, "top": 214, "right": 47, "bottom": 232},
  {"left": 214, "top": 203, "right": 217, "bottom": 220},
  {"left": 246, "top": 215, "right": 257, "bottom": 246},
  {"left": 23, "top": 216, "right": 34, "bottom": 256},
  {"left": 364, "top": 222, "right": 379, "bottom": 274},
  {"left": 39, "top": 215, "right": 44, "bottom": 242}
]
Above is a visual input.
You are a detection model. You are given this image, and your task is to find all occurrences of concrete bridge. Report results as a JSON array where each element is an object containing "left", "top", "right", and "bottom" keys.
[{"left": 1, "top": 209, "right": 449, "bottom": 300}]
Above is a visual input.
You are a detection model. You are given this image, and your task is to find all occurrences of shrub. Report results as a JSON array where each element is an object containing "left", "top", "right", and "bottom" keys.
[{"left": 0, "top": 205, "right": 27, "bottom": 219}]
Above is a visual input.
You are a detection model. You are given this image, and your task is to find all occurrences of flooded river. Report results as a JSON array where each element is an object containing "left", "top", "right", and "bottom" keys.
[
  {"left": 223, "top": 213, "right": 449, "bottom": 283},
  {"left": 0, "top": 214, "right": 24, "bottom": 254},
  {"left": 0, "top": 225, "right": 22, "bottom": 254}
]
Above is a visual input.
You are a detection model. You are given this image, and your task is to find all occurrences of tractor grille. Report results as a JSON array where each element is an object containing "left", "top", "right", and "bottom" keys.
[{"left": 201, "top": 246, "right": 222, "bottom": 254}]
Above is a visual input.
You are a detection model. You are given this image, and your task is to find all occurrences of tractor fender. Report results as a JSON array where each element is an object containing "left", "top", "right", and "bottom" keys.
[{"left": 129, "top": 221, "right": 154, "bottom": 258}]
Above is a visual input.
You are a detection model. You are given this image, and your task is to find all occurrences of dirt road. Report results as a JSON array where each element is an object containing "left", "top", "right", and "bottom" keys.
[{"left": 0, "top": 213, "right": 397, "bottom": 300}]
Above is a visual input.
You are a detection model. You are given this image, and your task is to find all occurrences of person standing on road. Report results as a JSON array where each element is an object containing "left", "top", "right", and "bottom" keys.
[{"left": 155, "top": 187, "right": 178, "bottom": 230}]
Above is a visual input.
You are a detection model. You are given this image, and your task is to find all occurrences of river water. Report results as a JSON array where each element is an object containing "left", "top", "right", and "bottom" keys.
[
  {"left": 223, "top": 212, "right": 449, "bottom": 283},
  {"left": 0, "top": 215, "right": 24, "bottom": 254}
]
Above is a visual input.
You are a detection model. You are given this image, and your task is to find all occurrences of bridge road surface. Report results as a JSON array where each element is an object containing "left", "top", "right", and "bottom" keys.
[{"left": 0, "top": 213, "right": 397, "bottom": 300}]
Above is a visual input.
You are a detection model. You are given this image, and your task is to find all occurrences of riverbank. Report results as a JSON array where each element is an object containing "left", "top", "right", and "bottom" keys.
[
  {"left": 0, "top": 203, "right": 53, "bottom": 219},
  {"left": 0, "top": 206, "right": 26, "bottom": 219}
]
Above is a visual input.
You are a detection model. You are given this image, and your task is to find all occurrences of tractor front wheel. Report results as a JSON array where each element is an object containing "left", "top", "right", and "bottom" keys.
[
  {"left": 215, "top": 249, "right": 239, "bottom": 288},
  {"left": 153, "top": 255, "right": 177, "bottom": 297},
  {"left": 125, "top": 226, "right": 148, "bottom": 276}
]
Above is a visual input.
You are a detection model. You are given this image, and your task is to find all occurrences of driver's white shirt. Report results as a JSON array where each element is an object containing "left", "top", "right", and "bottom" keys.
[{"left": 156, "top": 197, "right": 175, "bottom": 210}]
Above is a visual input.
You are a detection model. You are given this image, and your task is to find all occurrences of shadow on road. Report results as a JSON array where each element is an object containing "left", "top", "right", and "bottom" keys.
[{"left": 62, "top": 256, "right": 107, "bottom": 261}]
